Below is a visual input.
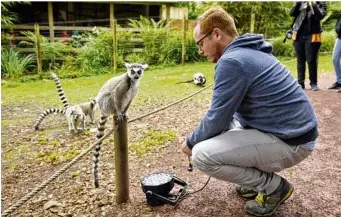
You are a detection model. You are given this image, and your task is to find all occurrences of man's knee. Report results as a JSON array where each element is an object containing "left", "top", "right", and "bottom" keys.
[{"left": 192, "top": 142, "right": 216, "bottom": 172}]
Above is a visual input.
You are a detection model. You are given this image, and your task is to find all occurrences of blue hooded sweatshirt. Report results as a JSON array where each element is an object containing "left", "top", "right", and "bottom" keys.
[{"left": 187, "top": 33, "right": 318, "bottom": 149}]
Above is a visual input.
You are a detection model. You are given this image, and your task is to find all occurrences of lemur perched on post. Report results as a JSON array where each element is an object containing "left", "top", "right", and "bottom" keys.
[
  {"left": 93, "top": 63, "right": 148, "bottom": 187},
  {"left": 33, "top": 72, "right": 96, "bottom": 132}
]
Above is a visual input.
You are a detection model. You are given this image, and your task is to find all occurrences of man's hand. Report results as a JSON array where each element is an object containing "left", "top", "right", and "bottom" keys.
[{"left": 182, "top": 143, "right": 192, "bottom": 156}]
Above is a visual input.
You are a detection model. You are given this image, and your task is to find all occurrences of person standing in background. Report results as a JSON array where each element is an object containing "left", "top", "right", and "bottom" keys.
[
  {"left": 328, "top": 15, "right": 341, "bottom": 93},
  {"left": 290, "top": 1, "right": 327, "bottom": 91}
]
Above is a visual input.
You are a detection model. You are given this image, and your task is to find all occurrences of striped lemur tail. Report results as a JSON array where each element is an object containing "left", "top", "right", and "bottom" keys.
[
  {"left": 50, "top": 71, "right": 69, "bottom": 108},
  {"left": 93, "top": 114, "right": 108, "bottom": 188},
  {"left": 33, "top": 108, "right": 66, "bottom": 130}
]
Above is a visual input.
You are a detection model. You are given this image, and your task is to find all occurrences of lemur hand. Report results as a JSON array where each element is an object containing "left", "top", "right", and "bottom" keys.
[
  {"left": 116, "top": 113, "right": 124, "bottom": 121},
  {"left": 123, "top": 113, "right": 129, "bottom": 120}
]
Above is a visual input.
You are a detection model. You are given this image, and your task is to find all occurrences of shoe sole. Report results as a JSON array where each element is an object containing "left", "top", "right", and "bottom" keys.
[
  {"left": 237, "top": 192, "right": 258, "bottom": 199},
  {"left": 246, "top": 185, "right": 294, "bottom": 217}
]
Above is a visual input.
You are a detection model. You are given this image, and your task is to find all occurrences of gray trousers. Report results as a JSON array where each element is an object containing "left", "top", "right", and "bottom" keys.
[{"left": 191, "top": 120, "right": 313, "bottom": 195}]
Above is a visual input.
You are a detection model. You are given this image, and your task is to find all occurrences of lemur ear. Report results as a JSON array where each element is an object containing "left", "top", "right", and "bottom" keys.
[
  {"left": 142, "top": 64, "right": 148, "bottom": 70},
  {"left": 125, "top": 63, "right": 131, "bottom": 69}
]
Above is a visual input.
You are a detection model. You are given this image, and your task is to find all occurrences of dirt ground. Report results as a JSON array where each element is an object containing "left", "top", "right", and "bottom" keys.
[{"left": 1, "top": 73, "right": 341, "bottom": 217}]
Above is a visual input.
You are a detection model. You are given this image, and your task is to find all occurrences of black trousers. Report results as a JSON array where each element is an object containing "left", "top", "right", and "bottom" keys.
[{"left": 293, "top": 36, "right": 321, "bottom": 87}]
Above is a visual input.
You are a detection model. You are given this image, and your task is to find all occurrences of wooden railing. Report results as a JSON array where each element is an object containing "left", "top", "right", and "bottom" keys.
[{"left": 2, "top": 16, "right": 189, "bottom": 74}]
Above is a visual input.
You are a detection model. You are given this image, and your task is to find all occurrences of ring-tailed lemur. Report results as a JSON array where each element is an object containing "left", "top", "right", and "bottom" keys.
[
  {"left": 50, "top": 71, "right": 69, "bottom": 108},
  {"left": 65, "top": 105, "right": 85, "bottom": 132},
  {"left": 78, "top": 97, "right": 97, "bottom": 124},
  {"left": 33, "top": 72, "right": 96, "bottom": 131},
  {"left": 33, "top": 108, "right": 65, "bottom": 130},
  {"left": 33, "top": 105, "right": 85, "bottom": 133},
  {"left": 93, "top": 63, "right": 148, "bottom": 188},
  {"left": 50, "top": 71, "right": 97, "bottom": 123},
  {"left": 175, "top": 72, "right": 206, "bottom": 86}
]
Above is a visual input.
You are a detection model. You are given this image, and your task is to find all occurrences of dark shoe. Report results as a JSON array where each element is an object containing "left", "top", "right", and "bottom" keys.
[
  {"left": 236, "top": 185, "right": 258, "bottom": 199},
  {"left": 244, "top": 178, "right": 294, "bottom": 216},
  {"left": 337, "top": 89, "right": 341, "bottom": 93},
  {"left": 311, "top": 84, "right": 319, "bottom": 91},
  {"left": 328, "top": 82, "right": 341, "bottom": 89},
  {"left": 299, "top": 83, "right": 305, "bottom": 89}
]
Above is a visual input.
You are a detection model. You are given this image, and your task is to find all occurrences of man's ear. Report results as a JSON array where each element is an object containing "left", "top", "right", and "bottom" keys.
[{"left": 213, "top": 28, "right": 221, "bottom": 40}]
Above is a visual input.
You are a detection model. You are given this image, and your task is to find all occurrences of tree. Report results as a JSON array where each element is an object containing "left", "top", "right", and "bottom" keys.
[{"left": 175, "top": 2, "right": 293, "bottom": 38}]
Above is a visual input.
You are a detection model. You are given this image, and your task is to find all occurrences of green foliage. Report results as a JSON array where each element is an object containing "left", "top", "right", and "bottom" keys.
[
  {"left": 1, "top": 2, "right": 19, "bottom": 27},
  {"left": 270, "top": 31, "right": 336, "bottom": 57},
  {"left": 74, "top": 30, "right": 113, "bottom": 73},
  {"left": 126, "top": 16, "right": 202, "bottom": 66},
  {"left": 129, "top": 129, "right": 176, "bottom": 157},
  {"left": 321, "top": 2, "right": 341, "bottom": 31},
  {"left": 320, "top": 31, "right": 337, "bottom": 53},
  {"left": 128, "top": 15, "right": 171, "bottom": 30},
  {"left": 64, "top": 28, "right": 135, "bottom": 76},
  {"left": 177, "top": 2, "right": 292, "bottom": 38},
  {"left": 1, "top": 48, "right": 35, "bottom": 79},
  {"left": 1, "top": 2, "right": 30, "bottom": 45},
  {"left": 19, "top": 31, "right": 69, "bottom": 69},
  {"left": 271, "top": 38, "right": 296, "bottom": 58}
]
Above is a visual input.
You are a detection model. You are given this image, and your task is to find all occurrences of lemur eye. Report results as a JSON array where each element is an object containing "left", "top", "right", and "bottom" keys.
[
  {"left": 137, "top": 70, "right": 141, "bottom": 75},
  {"left": 131, "top": 70, "right": 135, "bottom": 74}
]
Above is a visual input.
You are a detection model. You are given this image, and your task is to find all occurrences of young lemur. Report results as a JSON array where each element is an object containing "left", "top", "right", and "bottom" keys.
[
  {"left": 93, "top": 63, "right": 148, "bottom": 188},
  {"left": 33, "top": 72, "right": 96, "bottom": 132}
]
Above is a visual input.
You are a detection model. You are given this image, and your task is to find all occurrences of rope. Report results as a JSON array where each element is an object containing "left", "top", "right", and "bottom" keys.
[
  {"left": 2, "top": 128, "right": 115, "bottom": 217},
  {"left": 2, "top": 82, "right": 214, "bottom": 217},
  {"left": 128, "top": 83, "right": 214, "bottom": 123}
]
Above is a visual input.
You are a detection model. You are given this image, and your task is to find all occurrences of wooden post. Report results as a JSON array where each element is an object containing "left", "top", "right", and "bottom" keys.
[
  {"left": 110, "top": 3, "right": 114, "bottom": 73},
  {"left": 114, "top": 117, "right": 129, "bottom": 204},
  {"left": 113, "top": 19, "right": 118, "bottom": 74},
  {"left": 250, "top": 13, "right": 255, "bottom": 33},
  {"left": 110, "top": 2, "right": 114, "bottom": 29},
  {"left": 68, "top": 2, "right": 74, "bottom": 26},
  {"left": 48, "top": 2, "right": 54, "bottom": 42},
  {"left": 181, "top": 15, "right": 187, "bottom": 65},
  {"left": 166, "top": 5, "right": 171, "bottom": 23},
  {"left": 34, "top": 24, "right": 42, "bottom": 76},
  {"left": 145, "top": 5, "right": 149, "bottom": 17}
]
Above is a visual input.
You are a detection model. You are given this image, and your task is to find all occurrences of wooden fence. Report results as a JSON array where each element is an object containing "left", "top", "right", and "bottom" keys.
[{"left": 2, "top": 16, "right": 189, "bottom": 74}]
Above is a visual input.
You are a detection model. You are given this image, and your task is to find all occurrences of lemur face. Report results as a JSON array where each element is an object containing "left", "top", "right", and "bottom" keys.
[
  {"left": 89, "top": 97, "right": 97, "bottom": 105},
  {"left": 125, "top": 63, "right": 148, "bottom": 81}
]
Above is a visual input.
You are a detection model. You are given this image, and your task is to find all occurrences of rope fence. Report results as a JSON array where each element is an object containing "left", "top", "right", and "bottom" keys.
[
  {"left": 1, "top": 56, "right": 329, "bottom": 216},
  {"left": 1, "top": 82, "right": 214, "bottom": 217}
]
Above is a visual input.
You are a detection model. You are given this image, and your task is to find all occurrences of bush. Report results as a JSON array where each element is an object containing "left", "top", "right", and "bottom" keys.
[
  {"left": 270, "top": 38, "right": 296, "bottom": 57},
  {"left": 320, "top": 31, "right": 336, "bottom": 53},
  {"left": 270, "top": 30, "right": 336, "bottom": 58},
  {"left": 1, "top": 48, "right": 35, "bottom": 79}
]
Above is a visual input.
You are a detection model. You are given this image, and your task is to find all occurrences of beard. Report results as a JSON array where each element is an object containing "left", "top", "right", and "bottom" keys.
[{"left": 207, "top": 42, "right": 224, "bottom": 63}]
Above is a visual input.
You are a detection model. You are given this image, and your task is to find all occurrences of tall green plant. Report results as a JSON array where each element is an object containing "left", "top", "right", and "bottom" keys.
[
  {"left": 1, "top": 2, "right": 30, "bottom": 45},
  {"left": 19, "top": 31, "right": 67, "bottom": 68},
  {"left": 1, "top": 48, "right": 35, "bottom": 79},
  {"left": 128, "top": 16, "right": 172, "bottom": 31}
]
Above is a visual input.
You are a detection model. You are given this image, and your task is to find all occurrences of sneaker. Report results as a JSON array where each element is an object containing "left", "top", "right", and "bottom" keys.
[
  {"left": 244, "top": 178, "right": 294, "bottom": 217},
  {"left": 328, "top": 82, "right": 341, "bottom": 89},
  {"left": 236, "top": 185, "right": 258, "bottom": 199},
  {"left": 311, "top": 85, "right": 319, "bottom": 91}
]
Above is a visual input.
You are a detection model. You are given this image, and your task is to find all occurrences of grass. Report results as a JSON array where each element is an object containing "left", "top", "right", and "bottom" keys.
[
  {"left": 129, "top": 129, "right": 177, "bottom": 157},
  {"left": 1, "top": 54, "right": 334, "bottom": 108}
]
